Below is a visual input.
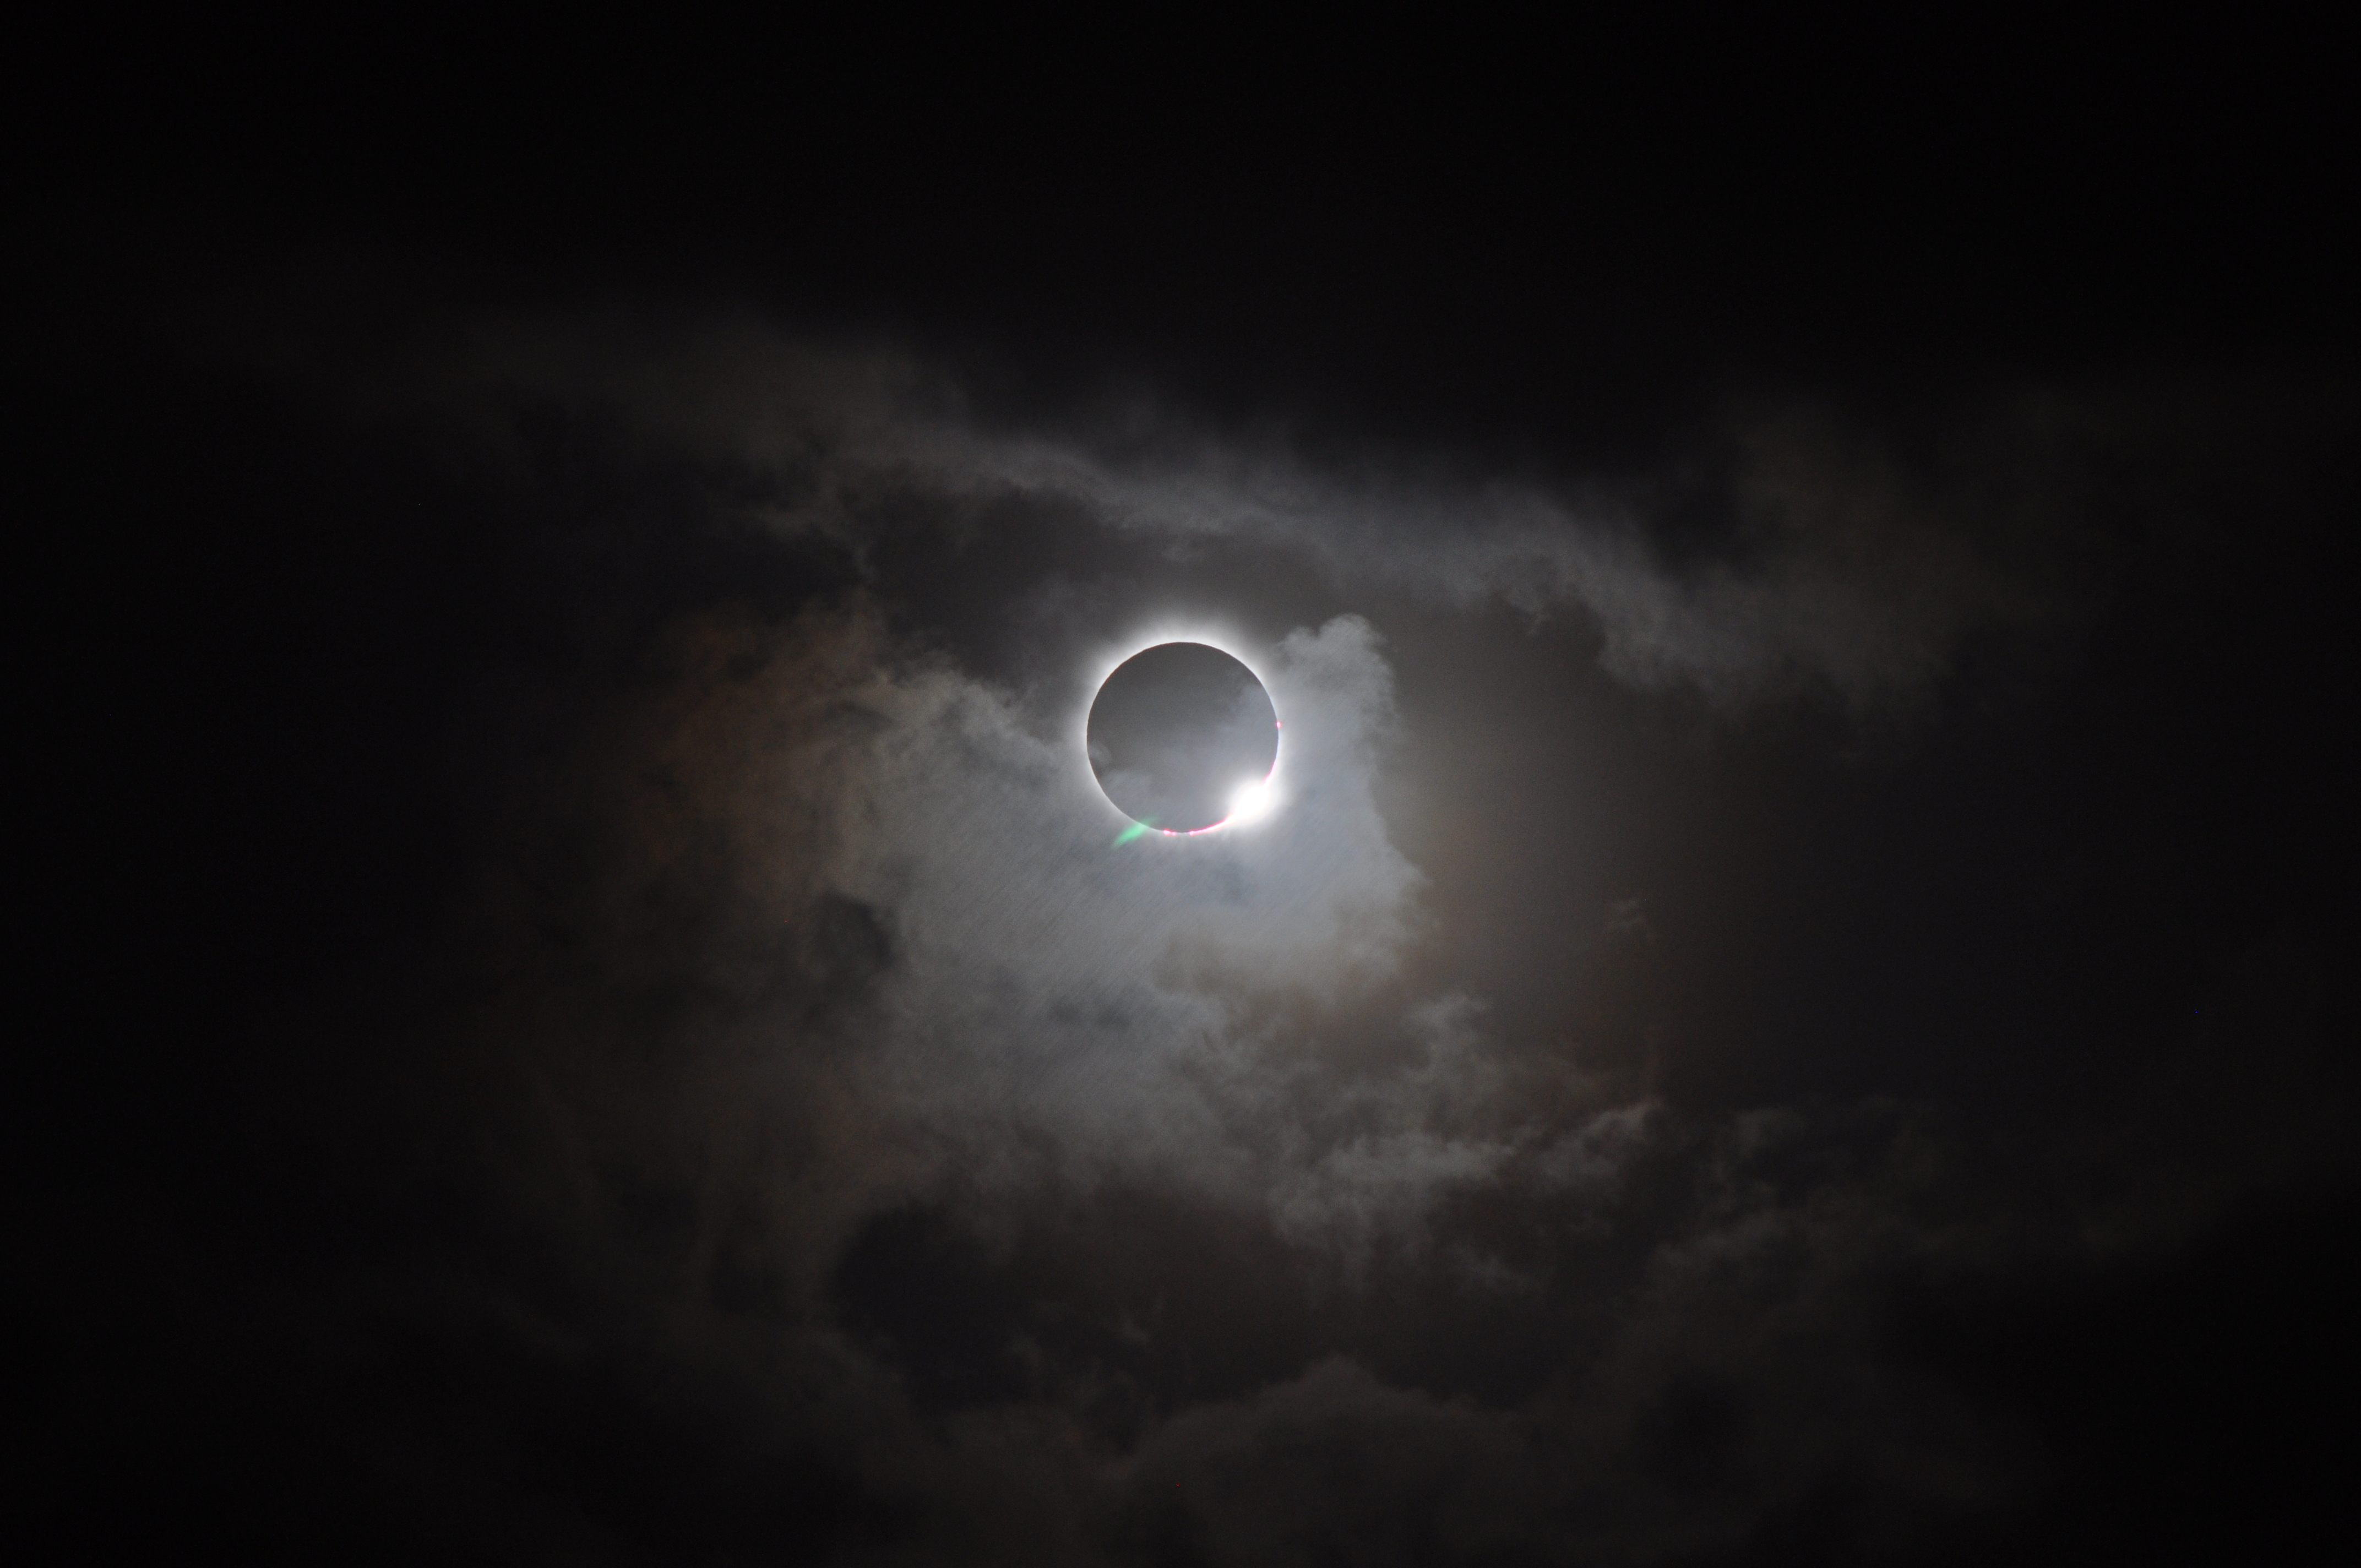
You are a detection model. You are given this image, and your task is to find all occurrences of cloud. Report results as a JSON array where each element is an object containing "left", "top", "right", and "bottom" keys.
[
  {"left": 103, "top": 289, "right": 2352, "bottom": 1564},
  {"left": 1120, "top": 1358, "right": 1548, "bottom": 1567},
  {"left": 949, "top": 406, "right": 2049, "bottom": 712},
  {"left": 440, "top": 595, "right": 1573, "bottom": 1285},
  {"left": 399, "top": 315, "right": 2052, "bottom": 714}
]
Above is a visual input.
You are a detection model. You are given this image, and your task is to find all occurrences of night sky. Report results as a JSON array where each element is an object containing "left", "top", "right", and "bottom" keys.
[{"left": 27, "top": 22, "right": 2359, "bottom": 1565}]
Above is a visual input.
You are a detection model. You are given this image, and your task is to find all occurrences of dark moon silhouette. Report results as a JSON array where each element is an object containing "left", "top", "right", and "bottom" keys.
[{"left": 1087, "top": 643, "right": 1280, "bottom": 832}]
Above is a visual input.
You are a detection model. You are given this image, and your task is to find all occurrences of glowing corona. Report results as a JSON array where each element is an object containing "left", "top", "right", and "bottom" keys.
[{"left": 1084, "top": 624, "right": 1283, "bottom": 840}]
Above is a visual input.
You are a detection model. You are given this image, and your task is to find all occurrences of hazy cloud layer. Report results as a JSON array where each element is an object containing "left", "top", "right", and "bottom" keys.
[
  {"left": 59, "top": 295, "right": 2353, "bottom": 1565},
  {"left": 407, "top": 317, "right": 2055, "bottom": 712},
  {"left": 358, "top": 565, "right": 2335, "bottom": 1564},
  {"left": 456, "top": 596, "right": 1631, "bottom": 1279}
]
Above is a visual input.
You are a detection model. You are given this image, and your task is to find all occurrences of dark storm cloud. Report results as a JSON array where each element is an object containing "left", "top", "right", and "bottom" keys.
[{"left": 43, "top": 281, "right": 2358, "bottom": 1566}]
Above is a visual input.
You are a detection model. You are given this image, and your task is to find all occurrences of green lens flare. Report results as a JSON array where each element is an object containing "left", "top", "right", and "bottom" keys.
[{"left": 1113, "top": 820, "right": 1155, "bottom": 846}]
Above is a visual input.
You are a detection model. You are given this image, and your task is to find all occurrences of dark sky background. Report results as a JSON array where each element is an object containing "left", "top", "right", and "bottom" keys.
[{"left": 26, "top": 22, "right": 2360, "bottom": 1566}]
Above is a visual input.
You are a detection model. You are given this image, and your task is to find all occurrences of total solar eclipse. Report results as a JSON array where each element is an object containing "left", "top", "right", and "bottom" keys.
[{"left": 1087, "top": 643, "right": 1280, "bottom": 835}]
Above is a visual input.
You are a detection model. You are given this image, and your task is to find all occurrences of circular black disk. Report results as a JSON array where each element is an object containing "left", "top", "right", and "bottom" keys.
[{"left": 1087, "top": 643, "right": 1279, "bottom": 832}]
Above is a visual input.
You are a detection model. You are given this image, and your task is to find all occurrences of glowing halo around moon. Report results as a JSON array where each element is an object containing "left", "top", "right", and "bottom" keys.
[{"left": 1085, "top": 638, "right": 1282, "bottom": 840}]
